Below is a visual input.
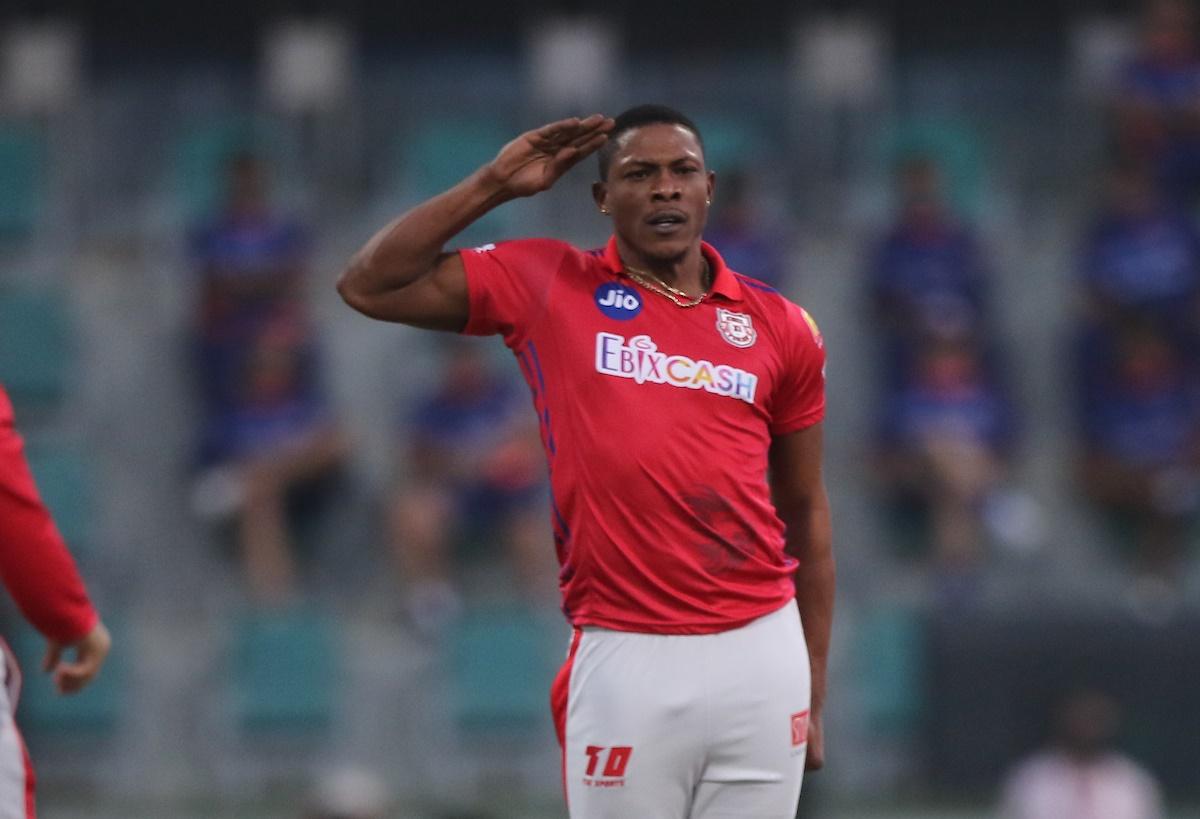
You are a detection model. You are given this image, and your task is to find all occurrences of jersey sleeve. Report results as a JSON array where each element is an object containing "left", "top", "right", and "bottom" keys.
[
  {"left": 458, "top": 238, "right": 571, "bottom": 347},
  {"left": 769, "top": 302, "right": 827, "bottom": 436},
  {"left": 0, "top": 389, "right": 99, "bottom": 645}
]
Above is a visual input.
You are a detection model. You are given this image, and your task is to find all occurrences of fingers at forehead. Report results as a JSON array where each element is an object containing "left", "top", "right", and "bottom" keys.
[{"left": 537, "top": 114, "right": 612, "bottom": 141}]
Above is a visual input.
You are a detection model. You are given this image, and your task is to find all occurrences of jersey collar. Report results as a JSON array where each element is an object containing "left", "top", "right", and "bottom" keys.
[{"left": 603, "top": 235, "right": 743, "bottom": 303}]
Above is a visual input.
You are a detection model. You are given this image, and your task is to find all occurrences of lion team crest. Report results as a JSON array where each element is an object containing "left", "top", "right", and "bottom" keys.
[{"left": 715, "top": 308, "right": 756, "bottom": 348}]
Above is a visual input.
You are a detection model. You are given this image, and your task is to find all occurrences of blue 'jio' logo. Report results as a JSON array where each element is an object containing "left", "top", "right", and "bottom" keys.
[{"left": 595, "top": 282, "right": 642, "bottom": 320}]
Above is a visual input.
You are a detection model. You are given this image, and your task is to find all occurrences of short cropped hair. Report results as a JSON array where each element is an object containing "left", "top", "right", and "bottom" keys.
[{"left": 597, "top": 104, "right": 704, "bottom": 180}]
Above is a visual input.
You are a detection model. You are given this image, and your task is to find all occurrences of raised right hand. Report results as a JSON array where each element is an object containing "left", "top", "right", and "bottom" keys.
[{"left": 484, "top": 114, "right": 614, "bottom": 198}]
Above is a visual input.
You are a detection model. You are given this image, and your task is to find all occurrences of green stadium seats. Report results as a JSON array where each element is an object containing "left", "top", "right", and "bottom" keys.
[
  {"left": 856, "top": 605, "right": 926, "bottom": 737},
  {"left": 22, "top": 440, "right": 94, "bottom": 563},
  {"left": 0, "top": 125, "right": 45, "bottom": 237},
  {"left": 230, "top": 606, "right": 337, "bottom": 735},
  {"left": 11, "top": 620, "right": 122, "bottom": 737},
  {"left": 396, "top": 118, "right": 514, "bottom": 245},
  {"left": 0, "top": 286, "right": 73, "bottom": 416},
  {"left": 447, "top": 603, "right": 558, "bottom": 739},
  {"left": 692, "top": 115, "right": 769, "bottom": 176}
]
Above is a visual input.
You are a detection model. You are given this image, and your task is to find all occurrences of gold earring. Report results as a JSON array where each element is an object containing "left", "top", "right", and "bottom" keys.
[
  {"left": 600, "top": 207, "right": 609, "bottom": 215},
  {"left": 706, "top": 199, "right": 711, "bottom": 205}
]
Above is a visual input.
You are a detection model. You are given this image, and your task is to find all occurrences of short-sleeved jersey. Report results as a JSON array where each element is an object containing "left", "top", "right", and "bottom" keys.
[{"left": 460, "top": 236, "right": 825, "bottom": 634}]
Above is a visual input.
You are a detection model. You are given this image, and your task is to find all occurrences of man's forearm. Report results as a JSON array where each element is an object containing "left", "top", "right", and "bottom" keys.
[
  {"left": 791, "top": 498, "right": 835, "bottom": 712},
  {"left": 338, "top": 165, "right": 512, "bottom": 299}
]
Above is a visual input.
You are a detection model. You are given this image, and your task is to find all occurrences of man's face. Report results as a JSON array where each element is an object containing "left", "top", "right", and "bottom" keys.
[{"left": 594, "top": 123, "right": 714, "bottom": 264}]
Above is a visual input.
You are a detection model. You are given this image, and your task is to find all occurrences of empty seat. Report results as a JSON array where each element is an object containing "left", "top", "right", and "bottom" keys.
[
  {"left": 447, "top": 603, "right": 557, "bottom": 739},
  {"left": 0, "top": 286, "right": 72, "bottom": 416},
  {"left": 230, "top": 606, "right": 337, "bottom": 735},
  {"left": 0, "top": 125, "right": 45, "bottom": 237}
]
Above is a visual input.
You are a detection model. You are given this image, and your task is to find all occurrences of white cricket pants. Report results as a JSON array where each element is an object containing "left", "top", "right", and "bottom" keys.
[
  {"left": 0, "top": 643, "right": 34, "bottom": 819},
  {"left": 553, "top": 601, "right": 810, "bottom": 819}
]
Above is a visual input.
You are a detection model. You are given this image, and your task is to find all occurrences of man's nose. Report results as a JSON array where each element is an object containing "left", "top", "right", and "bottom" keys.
[{"left": 651, "top": 174, "right": 682, "bottom": 200}]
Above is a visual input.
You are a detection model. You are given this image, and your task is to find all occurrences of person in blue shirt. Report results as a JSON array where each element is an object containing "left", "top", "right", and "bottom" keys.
[
  {"left": 1114, "top": 0, "right": 1200, "bottom": 208},
  {"left": 1077, "top": 161, "right": 1200, "bottom": 331},
  {"left": 703, "top": 170, "right": 789, "bottom": 292},
  {"left": 1078, "top": 320, "right": 1199, "bottom": 582},
  {"left": 388, "top": 342, "right": 550, "bottom": 637},
  {"left": 874, "top": 332, "right": 1017, "bottom": 573},
  {"left": 867, "top": 156, "right": 993, "bottom": 390},
  {"left": 189, "top": 152, "right": 347, "bottom": 605}
]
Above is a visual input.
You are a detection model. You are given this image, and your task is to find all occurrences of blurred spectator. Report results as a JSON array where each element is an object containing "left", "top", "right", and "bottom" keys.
[
  {"left": 1077, "top": 160, "right": 1200, "bottom": 332},
  {"left": 999, "top": 688, "right": 1164, "bottom": 819},
  {"left": 703, "top": 169, "right": 789, "bottom": 290},
  {"left": 389, "top": 342, "right": 551, "bottom": 638},
  {"left": 188, "top": 152, "right": 347, "bottom": 606},
  {"left": 1113, "top": 0, "right": 1200, "bottom": 208},
  {"left": 867, "top": 155, "right": 994, "bottom": 392},
  {"left": 1076, "top": 320, "right": 1200, "bottom": 583},
  {"left": 874, "top": 333, "right": 1018, "bottom": 574}
]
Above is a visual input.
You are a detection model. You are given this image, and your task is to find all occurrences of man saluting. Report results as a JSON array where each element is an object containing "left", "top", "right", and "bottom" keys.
[{"left": 338, "top": 105, "right": 833, "bottom": 818}]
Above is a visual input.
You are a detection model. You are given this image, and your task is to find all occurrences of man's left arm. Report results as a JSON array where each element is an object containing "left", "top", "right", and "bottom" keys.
[{"left": 769, "top": 421, "right": 834, "bottom": 771}]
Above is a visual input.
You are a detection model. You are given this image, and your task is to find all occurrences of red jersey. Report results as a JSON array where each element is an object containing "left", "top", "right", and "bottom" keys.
[
  {"left": 0, "top": 387, "right": 98, "bottom": 646},
  {"left": 460, "top": 237, "right": 825, "bottom": 634}
]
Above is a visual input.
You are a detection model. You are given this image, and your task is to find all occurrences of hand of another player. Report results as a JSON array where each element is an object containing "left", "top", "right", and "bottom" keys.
[
  {"left": 486, "top": 114, "right": 614, "bottom": 198},
  {"left": 42, "top": 620, "right": 111, "bottom": 695},
  {"left": 805, "top": 709, "right": 825, "bottom": 771}
]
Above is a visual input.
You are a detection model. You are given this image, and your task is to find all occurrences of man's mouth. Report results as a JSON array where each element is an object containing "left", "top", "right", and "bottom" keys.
[{"left": 646, "top": 210, "right": 688, "bottom": 234}]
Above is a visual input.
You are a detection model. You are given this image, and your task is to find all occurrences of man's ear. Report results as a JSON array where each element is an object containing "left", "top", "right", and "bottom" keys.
[{"left": 592, "top": 181, "right": 609, "bottom": 213}]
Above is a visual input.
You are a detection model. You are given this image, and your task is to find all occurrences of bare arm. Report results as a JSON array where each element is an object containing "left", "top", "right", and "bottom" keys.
[
  {"left": 769, "top": 422, "right": 835, "bottom": 771},
  {"left": 337, "top": 114, "right": 613, "bottom": 330}
]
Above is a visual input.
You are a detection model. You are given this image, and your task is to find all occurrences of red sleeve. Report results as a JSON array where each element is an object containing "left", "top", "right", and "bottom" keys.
[
  {"left": 458, "top": 238, "right": 572, "bottom": 347},
  {"left": 0, "top": 388, "right": 99, "bottom": 644},
  {"left": 769, "top": 302, "right": 827, "bottom": 436}
]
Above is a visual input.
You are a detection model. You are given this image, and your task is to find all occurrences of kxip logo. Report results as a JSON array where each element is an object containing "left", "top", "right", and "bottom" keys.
[
  {"left": 595, "top": 283, "right": 642, "bottom": 320},
  {"left": 582, "top": 745, "right": 633, "bottom": 788},
  {"left": 791, "top": 710, "right": 810, "bottom": 747}
]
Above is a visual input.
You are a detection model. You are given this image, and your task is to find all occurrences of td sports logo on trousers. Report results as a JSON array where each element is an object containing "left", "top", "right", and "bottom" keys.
[{"left": 594, "top": 283, "right": 642, "bottom": 320}]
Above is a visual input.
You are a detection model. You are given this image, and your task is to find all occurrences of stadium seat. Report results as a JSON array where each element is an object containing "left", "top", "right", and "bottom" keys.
[
  {"left": 856, "top": 605, "right": 926, "bottom": 737},
  {"left": 11, "top": 620, "right": 123, "bottom": 737},
  {"left": 22, "top": 439, "right": 94, "bottom": 564},
  {"left": 446, "top": 603, "right": 558, "bottom": 739},
  {"left": 230, "top": 606, "right": 337, "bottom": 735},
  {"left": 0, "top": 124, "right": 45, "bottom": 237},
  {"left": 692, "top": 114, "right": 771, "bottom": 177},
  {"left": 395, "top": 118, "right": 515, "bottom": 244},
  {"left": 0, "top": 286, "right": 73, "bottom": 416}
]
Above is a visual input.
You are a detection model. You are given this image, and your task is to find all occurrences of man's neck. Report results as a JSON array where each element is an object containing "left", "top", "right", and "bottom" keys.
[{"left": 616, "top": 239, "right": 709, "bottom": 296}]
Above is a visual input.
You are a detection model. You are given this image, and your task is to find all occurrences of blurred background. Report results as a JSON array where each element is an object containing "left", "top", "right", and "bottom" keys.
[{"left": 0, "top": 1, "right": 1198, "bottom": 817}]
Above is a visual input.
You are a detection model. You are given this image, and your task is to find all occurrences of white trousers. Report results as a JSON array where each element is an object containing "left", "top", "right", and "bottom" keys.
[
  {"left": 0, "top": 643, "right": 33, "bottom": 819},
  {"left": 553, "top": 602, "right": 810, "bottom": 819}
]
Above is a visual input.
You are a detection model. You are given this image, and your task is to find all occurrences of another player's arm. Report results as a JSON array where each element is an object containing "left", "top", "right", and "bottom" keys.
[
  {"left": 337, "top": 114, "right": 614, "bottom": 330},
  {"left": 0, "top": 395, "right": 111, "bottom": 695},
  {"left": 769, "top": 422, "right": 834, "bottom": 771}
]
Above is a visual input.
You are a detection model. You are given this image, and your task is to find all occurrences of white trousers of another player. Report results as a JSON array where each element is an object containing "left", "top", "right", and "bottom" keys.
[
  {"left": 0, "top": 642, "right": 35, "bottom": 819},
  {"left": 553, "top": 601, "right": 810, "bottom": 819}
]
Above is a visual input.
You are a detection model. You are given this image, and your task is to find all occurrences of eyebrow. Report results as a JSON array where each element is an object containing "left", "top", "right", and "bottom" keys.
[{"left": 619, "top": 155, "right": 702, "bottom": 168}]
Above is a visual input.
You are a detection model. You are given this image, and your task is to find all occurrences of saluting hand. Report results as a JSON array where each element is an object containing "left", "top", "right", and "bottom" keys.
[
  {"left": 43, "top": 620, "right": 111, "bottom": 695},
  {"left": 485, "top": 114, "right": 614, "bottom": 198}
]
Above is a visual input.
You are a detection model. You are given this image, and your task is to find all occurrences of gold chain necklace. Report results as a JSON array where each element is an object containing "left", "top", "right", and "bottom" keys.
[{"left": 623, "top": 261, "right": 712, "bottom": 309}]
